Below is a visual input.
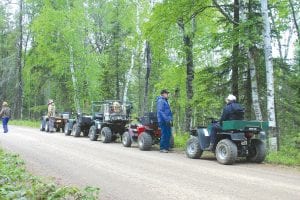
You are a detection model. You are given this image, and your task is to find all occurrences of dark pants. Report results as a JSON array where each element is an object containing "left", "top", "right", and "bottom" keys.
[
  {"left": 210, "top": 122, "right": 221, "bottom": 144},
  {"left": 49, "top": 117, "right": 55, "bottom": 132},
  {"left": 159, "top": 122, "right": 172, "bottom": 150},
  {"left": 2, "top": 117, "right": 10, "bottom": 133}
]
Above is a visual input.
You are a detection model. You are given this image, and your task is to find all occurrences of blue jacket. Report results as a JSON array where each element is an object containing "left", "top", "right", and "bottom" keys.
[
  {"left": 156, "top": 96, "right": 173, "bottom": 123},
  {"left": 220, "top": 101, "right": 244, "bottom": 124}
]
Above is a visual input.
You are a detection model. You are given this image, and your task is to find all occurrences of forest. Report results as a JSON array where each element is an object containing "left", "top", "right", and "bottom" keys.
[{"left": 0, "top": 0, "right": 299, "bottom": 150}]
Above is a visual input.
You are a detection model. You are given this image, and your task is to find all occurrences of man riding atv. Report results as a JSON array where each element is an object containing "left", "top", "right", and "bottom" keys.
[{"left": 207, "top": 94, "right": 244, "bottom": 150}]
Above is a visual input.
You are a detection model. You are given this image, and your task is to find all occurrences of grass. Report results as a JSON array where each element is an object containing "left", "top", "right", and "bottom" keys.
[
  {"left": 0, "top": 148, "right": 100, "bottom": 199},
  {"left": 9, "top": 119, "right": 40, "bottom": 128}
]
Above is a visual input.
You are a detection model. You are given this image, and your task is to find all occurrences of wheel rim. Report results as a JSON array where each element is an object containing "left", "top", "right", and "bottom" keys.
[
  {"left": 187, "top": 142, "right": 197, "bottom": 154},
  {"left": 218, "top": 144, "right": 228, "bottom": 160},
  {"left": 123, "top": 134, "right": 128, "bottom": 144},
  {"left": 138, "top": 136, "right": 144, "bottom": 146}
]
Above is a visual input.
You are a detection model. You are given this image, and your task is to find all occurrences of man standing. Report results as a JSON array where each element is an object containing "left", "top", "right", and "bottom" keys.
[
  {"left": 47, "top": 99, "right": 56, "bottom": 133},
  {"left": 156, "top": 89, "right": 173, "bottom": 153},
  {"left": 0, "top": 101, "right": 11, "bottom": 133}
]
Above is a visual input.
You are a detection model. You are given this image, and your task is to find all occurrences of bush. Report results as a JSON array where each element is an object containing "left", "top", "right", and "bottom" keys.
[
  {"left": 0, "top": 149, "right": 100, "bottom": 199},
  {"left": 174, "top": 133, "right": 190, "bottom": 149}
]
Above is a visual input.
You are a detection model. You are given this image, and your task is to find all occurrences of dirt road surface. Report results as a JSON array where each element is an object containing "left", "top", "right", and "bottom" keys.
[{"left": 0, "top": 126, "right": 299, "bottom": 200}]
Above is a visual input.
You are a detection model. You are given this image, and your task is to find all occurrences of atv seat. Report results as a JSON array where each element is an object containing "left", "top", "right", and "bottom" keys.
[{"left": 94, "top": 112, "right": 104, "bottom": 120}]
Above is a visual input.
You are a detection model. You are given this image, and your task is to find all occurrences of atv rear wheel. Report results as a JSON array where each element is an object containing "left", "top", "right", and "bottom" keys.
[
  {"left": 247, "top": 139, "right": 266, "bottom": 163},
  {"left": 138, "top": 132, "right": 152, "bottom": 151},
  {"left": 101, "top": 127, "right": 112, "bottom": 143},
  {"left": 186, "top": 137, "right": 202, "bottom": 159},
  {"left": 122, "top": 131, "right": 132, "bottom": 147},
  {"left": 89, "top": 125, "right": 98, "bottom": 141},
  {"left": 215, "top": 139, "right": 237, "bottom": 165},
  {"left": 45, "top": 121, "right": 49, "bottom": 132},
  {"left": 72, "top": 123, "right": 81, "bottom": 137},
  {"left": 64, "top": 123, "right": 71, "bottom": 136}
]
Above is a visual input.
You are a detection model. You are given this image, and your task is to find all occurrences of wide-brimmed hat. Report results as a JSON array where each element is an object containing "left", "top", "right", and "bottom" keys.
[
  {"left": 2, "top": 101, "right": 8, "bottom": 106},
  {"left": 160, "top": 89, "right": 170, "bottom": 94}
]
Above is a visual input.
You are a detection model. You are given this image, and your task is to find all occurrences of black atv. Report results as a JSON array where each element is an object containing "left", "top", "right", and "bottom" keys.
[
  {"left": 88, "top": 100, "right": 132, "bottom": 143},
  {"left": 64, "top": 112, "right": 93, "bottom": 137},
  {"left": 186, "top": 119, "right": 268, "bottom": 165}
]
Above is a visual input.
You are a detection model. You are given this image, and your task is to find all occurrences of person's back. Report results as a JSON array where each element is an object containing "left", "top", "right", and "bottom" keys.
[{"left": 220, "top": 101, "right": 244, "bottom": 123}]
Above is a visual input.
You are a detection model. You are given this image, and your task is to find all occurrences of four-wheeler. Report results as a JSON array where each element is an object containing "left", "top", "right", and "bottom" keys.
[
  {"left": 185, "top": 119, "right": 268, "bottom": 165},
  {"left": 40, "top": 112, "right": 71, "bottom": 133},
  {"left": 64, "top": 112, "right": 93, "bottom": 137},
  {"left": 88, "top": 100, "right": 132, "bottom": 143},
  {"left": 122, "top": 112, "right": 174, "bottom": 151}
]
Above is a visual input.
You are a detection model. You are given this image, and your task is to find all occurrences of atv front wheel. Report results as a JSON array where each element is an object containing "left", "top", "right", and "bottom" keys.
[
  {"left": 215, "top": 139, "right": 237, "bottom": 165},
  {"left": 64, "top": 123, "right": 71, "bottom": 136},
  {"left": 247, "top": 139, "right": 266, "bottom": 163},
  {"left": 122, "top": 131, "right": 132, "bottom": 147},
  {"left": 101, "top": 127, "right": 112, "bottom": 143},
  {"left": 170, "top": 134, "right": 175, "bottom": 148},
  {"left": 89, "top": 125, "right": 98, "bottom": 141},
  {"left": 185, "top": 137, "right": 202, "bottom": 159},
  {"left": 72, "top": 123, "right": 81, "bottom": 137},
  {"left": 138, "top": 132, "right": 152, "bottom": 151}
]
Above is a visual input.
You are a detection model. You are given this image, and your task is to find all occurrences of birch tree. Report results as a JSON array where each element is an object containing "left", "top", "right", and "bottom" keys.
[{"left": 260, "top": 0, "right": 278, "bottom": 150}]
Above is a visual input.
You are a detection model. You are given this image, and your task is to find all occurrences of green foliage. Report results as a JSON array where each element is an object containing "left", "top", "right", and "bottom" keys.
[
  {"left": 174, "top": 133, "right": 190, "bottom": 149},
  {"left": 9, "top": 120, "right": 40, "bottom": 128},
  {"left": 0, "top": 148, "right": 100, "bottom": 199}
]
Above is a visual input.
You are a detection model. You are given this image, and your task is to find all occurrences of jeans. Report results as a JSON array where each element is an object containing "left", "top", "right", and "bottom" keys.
[
  {"left": 159, "top": 122, "right": 172, "bottom": 150},
  {"left": 2, "top": 117, "right": 10, "bottom": 133},
  {"left": 210, "top": 122, "right": 221, "bottom": 144}
]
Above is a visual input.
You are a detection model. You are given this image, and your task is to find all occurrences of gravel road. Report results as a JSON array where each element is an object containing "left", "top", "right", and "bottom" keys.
[{"left": 0, "top": 126, "right": 299, "bottom": 200}]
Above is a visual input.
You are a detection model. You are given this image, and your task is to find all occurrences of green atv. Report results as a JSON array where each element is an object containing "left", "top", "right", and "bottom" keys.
[{"left": 186, "top": 119, "right": 268, "bottom": 165}]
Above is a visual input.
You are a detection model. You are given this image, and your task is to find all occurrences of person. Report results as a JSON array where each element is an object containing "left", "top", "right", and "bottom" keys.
[
  {"left": 207, "top": 94, "right": 244, "bottom": 150},
  {"left": 156, "top": 89, "right": 173, "bottom": 153},
  {"left": 112, "top": 101, "right": 121, "bottom": 113},
  {"left": 47, "top": 99, "right": 56, "bottom": 132},
  {"left": 0, "top": 101, "right": 11, "bottom": 133}
]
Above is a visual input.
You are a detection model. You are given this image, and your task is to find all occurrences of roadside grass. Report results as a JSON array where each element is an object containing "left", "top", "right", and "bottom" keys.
[
  {"left": 9, "top": 120, "right": 40, "bottom": 128},
  {"left": 0, "top": 148, "right": 100, "bottom": 199},
  {"left": 174, "top": 133, "right": 189, "bottom": 150}
]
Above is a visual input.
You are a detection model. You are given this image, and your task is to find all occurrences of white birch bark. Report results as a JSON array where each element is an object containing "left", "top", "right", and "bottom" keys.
[
  {"left": 260, "top": 0, "right": 276, "bottom": 129},
  {"left": 241, "top": 0, "right": 263, "bottom": 121},
  {"left": 247, "top": 51, "right": 263, "bottom": 121},
  {"left": 69, "top": 46, "right": 81, "bottom": 113}
]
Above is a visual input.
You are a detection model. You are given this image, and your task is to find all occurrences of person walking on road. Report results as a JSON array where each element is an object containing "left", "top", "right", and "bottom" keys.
[
  {"left": 0, "top": 101, "right": 11, "bottom": 133},
  {"left": 156, "top": 89, "right": 173, "bottom": 153},
  {"left": 47, "top": 99, "right": 56, "bottom": 133}
]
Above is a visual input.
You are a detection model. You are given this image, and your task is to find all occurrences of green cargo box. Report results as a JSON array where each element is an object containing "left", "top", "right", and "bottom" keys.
[{"left": 222, "top": 120, "right": 269, "bottom": 132}]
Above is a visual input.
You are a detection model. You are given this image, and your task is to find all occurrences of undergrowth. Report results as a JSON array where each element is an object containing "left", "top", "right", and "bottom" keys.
[{"left": 0, "top": 149, "right": 100, "bottom": 199}]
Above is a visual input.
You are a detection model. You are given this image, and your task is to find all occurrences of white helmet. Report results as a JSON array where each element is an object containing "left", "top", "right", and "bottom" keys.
[{"left": 226, "top": 94, "right": 236, "bottom": 102}]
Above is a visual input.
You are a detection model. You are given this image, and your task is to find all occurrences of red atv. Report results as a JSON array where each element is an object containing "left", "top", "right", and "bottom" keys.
[{"left": 122, "top": 112, "right": 174, "bottom": 151}]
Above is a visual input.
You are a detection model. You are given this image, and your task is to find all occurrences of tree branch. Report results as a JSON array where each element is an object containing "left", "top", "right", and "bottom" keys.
[{"left": 212, "top": 0, "right": 239, "bottom": 25}]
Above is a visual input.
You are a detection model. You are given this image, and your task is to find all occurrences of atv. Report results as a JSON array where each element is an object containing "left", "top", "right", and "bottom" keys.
[
  {"left": 88, "top": 100, "right": 132, "bottom": 143},
  {"left": 40, "top": 112, "right": 70, "bottom": 133},
  {"left": 185, "top": 119, "right": 268, "bottom": 165},
  {"left": 122, "top": 112, "right": 174, "bottom": 151},
  {"left": 64, "top": 112, "right": 93, "bottom": 137}
]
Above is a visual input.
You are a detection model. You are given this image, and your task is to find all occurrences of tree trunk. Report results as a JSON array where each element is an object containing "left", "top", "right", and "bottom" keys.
[
  {"left": 231, "top": 0, "right": 240, "bottom": 100},
  {"left": 143, "top": 41, "right": 151, "bottom": 114},
  {"left": 260, "top": 0, "right": 278, "bottom": 150},
  {"left": 69, "top": 46, "right": 80, "bottom": 113},
  {"left": 288, "top": 0, "right": 299, "bottom": 42},
  {"left": 247, "top": 49, "right": 263, "bottom": 121},
  {"left": 178, "top": 18, "right": 194, "bottom": 132},
  {"left": 15, "top": 0, "right": 24, "bottom": 119}
]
